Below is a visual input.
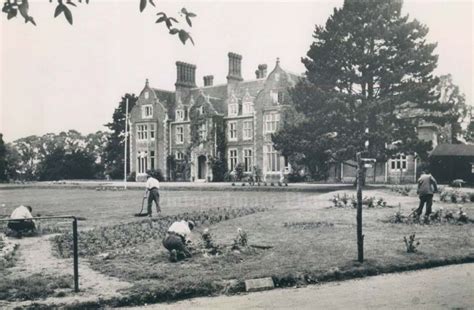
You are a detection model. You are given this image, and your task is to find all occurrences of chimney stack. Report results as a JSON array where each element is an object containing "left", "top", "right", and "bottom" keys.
[
  {"left": 203, "top": 75, "right": 214, "bottom": 87},
  {"left": 255, "top": 64, "right": 268, "bottom": 79},
  {"left": 227, "top": 52, "right": 243, "bottom": 82},
  {"left": 175, "top": 61, "right": 196, "bottom": 88}
]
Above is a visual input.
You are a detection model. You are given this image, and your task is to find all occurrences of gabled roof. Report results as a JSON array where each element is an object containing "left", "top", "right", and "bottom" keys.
[
  {"left": 431, "top": 144, "right": 474, "bottom": 157},
  {"left": 152, "top": 88, "right": 175, "bottom": 118},
  {"left": 191, "top": 84, "right": 227, "bottom": 100}
]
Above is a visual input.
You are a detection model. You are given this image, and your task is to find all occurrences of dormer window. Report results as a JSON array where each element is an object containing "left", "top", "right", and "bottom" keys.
[
  {"left": 144, "top": 91, "right": 149, "bottom": 99},
  {"left": 242, "top": 101, "right": 253, "bottom": 115},
  {"left": 198, "top": 106, "right": 204, "bottom": 115},
  {"left": 142, "top": 105, "right": 153, "bottom": 118},
  {"left": 176, "top": 109, "right": 184, "bottom": 121},
  {"left": 277, "top": 91, "right": 284, "bottom": 104},
  {"left": 229, "top": 103, "right": 238, "bottom": 116}
]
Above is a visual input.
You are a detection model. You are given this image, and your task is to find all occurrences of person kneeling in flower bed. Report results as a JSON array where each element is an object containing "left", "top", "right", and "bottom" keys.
[
  {"left": 7, "top": 205, "right": 36, "bottom": 238},
  {"left": 162, "top": 220, "right": 195, "bottom": 262}
]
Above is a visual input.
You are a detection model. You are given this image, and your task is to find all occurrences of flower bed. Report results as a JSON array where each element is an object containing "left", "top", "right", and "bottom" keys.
[
  {"left": 439, "top": 188, "right": 474, "bottom": 204},
  {"left": 386, "top": 207, "right": 472, "bottom": 225},
  {"left": 52, "top": 206, "right": 269, "bottom": 258},
  {"left": 330, "top": 193, "right": 392, "bottom": 208}
]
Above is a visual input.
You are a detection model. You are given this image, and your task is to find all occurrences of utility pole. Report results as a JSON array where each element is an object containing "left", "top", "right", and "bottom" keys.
[
  {"left": 124, "top": 97, "right": 129, "bottom": 190},
  {"left": 356, "top": 151, "right": 364, "bottom": 262}
]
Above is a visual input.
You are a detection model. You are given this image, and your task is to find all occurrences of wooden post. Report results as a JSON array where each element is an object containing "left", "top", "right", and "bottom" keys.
[
  {"left": 72, "top": 217, "right": 79, "bottom": 292},
  {"left": 356, "top": 152, "right": 364, "bottom": 262}
]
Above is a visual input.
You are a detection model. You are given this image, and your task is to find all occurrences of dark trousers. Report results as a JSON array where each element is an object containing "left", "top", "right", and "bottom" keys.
[
  {"left": 162, "top": 233, "right": 191, "bottom": 259},
  {"left": 147, "top": 188, "right": 160, "bottom": 215},
  {"left": 416, "top": 194, "right": 433, "bottom": 216},
  {"left": 8, "top": 220, "right": 36, "bottom": 233}
]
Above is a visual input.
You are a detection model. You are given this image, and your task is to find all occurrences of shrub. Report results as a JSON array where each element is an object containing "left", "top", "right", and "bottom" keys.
[
  {"left": 201, "top": 228, "right": 220, "bottom": 255},
  {"left": 404, "top": 233, "right": 420, "bottom": 253},
  {"left": 390, "top": 185, "right": 412, "bottom": 196},
  {"left": 458, "top": 208, "right": 469, "bottom": 223},
  {"left": 232, "top": 228, "right": 248, "bottom": 250},
  {"left": 126, "top": 171, "right": 136, "bottom": 182},
  {"left": 234, "top": 163, "right": 244, "bottom": 181}
]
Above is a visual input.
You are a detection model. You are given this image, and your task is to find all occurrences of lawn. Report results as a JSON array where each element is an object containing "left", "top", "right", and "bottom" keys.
[{"left": 0, "top": 186, "right": 473, "bottom": 307}]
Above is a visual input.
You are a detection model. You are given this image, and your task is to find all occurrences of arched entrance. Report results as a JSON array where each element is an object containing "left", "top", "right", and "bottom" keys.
[{"left": 198, "top": 155, "right": 207, "bottom": 180}]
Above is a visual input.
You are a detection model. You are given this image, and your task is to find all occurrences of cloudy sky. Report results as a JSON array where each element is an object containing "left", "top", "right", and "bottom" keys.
[{"left": 1, "top": 0, "right": 472, "bottom": 142}]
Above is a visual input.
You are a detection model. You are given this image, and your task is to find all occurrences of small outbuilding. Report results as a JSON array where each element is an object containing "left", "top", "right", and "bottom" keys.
[{"left": 430, "top": 144, "right": 474, "bottom": 184}]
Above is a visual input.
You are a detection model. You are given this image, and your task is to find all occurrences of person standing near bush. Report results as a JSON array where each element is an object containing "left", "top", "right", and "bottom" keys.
[
  {"left": 145, "top": 171, "right": 161, "bottom": 217},
  {"left": 416, "top": 169, "right": 438, "bottom": 217}
]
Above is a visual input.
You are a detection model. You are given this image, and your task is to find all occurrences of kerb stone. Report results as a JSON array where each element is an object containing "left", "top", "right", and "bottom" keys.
[{"left": 245, "top": 277, "right": 274, "bottom": 292}]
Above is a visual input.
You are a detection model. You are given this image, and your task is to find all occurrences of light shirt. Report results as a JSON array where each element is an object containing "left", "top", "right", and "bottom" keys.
[
  {"left": 168, "top": 220, "right": 191, "bottom": 239},
  {"left": 146, "top": 177, "right": 160, "bottom": 190},
  {"left": 10, "top": 205, "right": 33, "bottom": 219},
  {"left": 417, "top": 173, "right": 438, "bottom": 195}
]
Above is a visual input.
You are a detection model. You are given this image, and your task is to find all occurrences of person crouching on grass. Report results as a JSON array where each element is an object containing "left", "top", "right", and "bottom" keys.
[
  {"left": 145, "top": 171, "right": 161, "bottom": 217},
  {"left": 162, "top": 220, "right": 195, "bottom": 262},
  {"left": 7, "top": 205, "right": 36, "bottom": 238}
]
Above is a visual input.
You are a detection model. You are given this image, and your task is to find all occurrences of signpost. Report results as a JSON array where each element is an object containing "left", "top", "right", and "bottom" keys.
[{"left": 355, "top": 153, "right": 376, "bottom": 263}]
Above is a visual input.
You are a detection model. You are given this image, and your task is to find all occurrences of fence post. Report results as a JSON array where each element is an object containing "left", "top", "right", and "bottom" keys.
[{"left": 72, "top": 217, "right": 79, "bottom": 292}]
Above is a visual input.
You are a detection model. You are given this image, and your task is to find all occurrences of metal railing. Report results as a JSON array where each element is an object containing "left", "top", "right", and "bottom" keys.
[{"left": 0, "top": 216, "right": 83, "bottom": 292}]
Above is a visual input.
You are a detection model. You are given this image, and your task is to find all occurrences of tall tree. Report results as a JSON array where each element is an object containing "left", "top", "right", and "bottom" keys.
[
  {"left": 433, "top": 74, "right": 468, "bottom": 143},
  {"left": 273, "top": 0, "right": 442, "bottom": 179},
  {"left": 103, "top": 94, "right": 138, "bottom": 179},
  {"left": 37, "top": 147, "right": 98, "bottom": 180},
  {"left": 0, "top": 134, "right": 7, "bottom": 182}
]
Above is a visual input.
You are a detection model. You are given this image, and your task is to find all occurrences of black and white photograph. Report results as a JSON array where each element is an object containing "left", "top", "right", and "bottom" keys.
[{"left": 0, "top": 0, "right": 473, "bottom": 308}]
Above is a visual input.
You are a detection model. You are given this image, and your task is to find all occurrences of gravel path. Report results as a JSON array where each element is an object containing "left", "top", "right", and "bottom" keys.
[
  {"left": 129, "top": 263, "right": 474, "bottom": 310},
  {"left": 1, "top": 235, "right": 131, "bottom": 309}
]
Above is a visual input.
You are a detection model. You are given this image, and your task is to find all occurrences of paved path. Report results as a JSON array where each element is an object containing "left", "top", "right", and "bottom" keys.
[{"left": 128, "top": 263, "right": 474, "bottom": 310}]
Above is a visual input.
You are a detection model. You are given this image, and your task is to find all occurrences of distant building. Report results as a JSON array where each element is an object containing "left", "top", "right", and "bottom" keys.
[
  {"left": 129, "top": 52, "right": 298, "bottom": 182},
  {"left": 430, "top": 144, "right": 474, "bottom": 184},
  {"left": 334, "top": 119, "right": 445, "bottom": 185}
]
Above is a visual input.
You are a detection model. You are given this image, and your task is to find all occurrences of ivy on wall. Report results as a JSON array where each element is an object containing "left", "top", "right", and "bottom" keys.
[{"left": 167, "top": 100, "right": 227, "bottom": 181}]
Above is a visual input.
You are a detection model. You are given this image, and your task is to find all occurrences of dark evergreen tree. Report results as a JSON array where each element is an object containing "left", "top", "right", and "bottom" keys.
[
  {"left": 0, "top": 134, "right": 7, "bottom": 182},
  {"left": 103, "top": 94, "right": 138, "bottom": 179},
  {"left": 273, "top": 0, "right": 443, "bottom": 179}
]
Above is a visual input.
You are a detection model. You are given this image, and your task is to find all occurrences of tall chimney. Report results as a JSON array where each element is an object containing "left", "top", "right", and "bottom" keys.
[
  {"left": 175, "top": 61, "right": 196, "bottom": 88},
  {"left": 258, "top": 64, "right": 268, "bottom": 78},
  {"left": 203, "top": 75, "right": 214, "bottom": 87},
  {"left": 227, "top": 52, "right": 243, "bottom": 82}
]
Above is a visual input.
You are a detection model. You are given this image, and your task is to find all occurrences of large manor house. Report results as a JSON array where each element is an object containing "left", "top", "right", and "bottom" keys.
[
  {"left": 129, "top": 52, "right": 298, "bottom": 182},
  {"left": 129, "top": 52, "right": 455, "bottom": 183}
]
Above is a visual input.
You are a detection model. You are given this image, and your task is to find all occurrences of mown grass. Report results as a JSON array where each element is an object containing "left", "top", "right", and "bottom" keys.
[{"left": 83, "top": 189, "right": 474, "bottom": 306}]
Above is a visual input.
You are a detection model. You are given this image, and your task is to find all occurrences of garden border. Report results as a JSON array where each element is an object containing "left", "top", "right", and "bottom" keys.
[{"left": 17, "top": 255, "right": 474, "bottom": 309}]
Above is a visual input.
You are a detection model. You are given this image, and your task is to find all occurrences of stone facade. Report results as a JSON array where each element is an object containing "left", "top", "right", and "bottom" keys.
[{"left": 129, "top": 52, "right": 298, "bottom": 182}]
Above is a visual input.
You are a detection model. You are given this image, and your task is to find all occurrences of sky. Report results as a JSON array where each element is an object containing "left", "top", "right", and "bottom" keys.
[{"left": 1, "top": 0, "right": 473, "bottom": 142}]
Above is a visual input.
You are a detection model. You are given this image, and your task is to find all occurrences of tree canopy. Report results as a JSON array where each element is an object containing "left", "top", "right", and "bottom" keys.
[
  {"left": 103, "top": 94, "right": 137, "bottom": 179},
  {"left": 2, "top": 0, "right": 196, "bottom": 45},
  {"left": 273, "top": 0, "right": 452, "bottom": 179}
]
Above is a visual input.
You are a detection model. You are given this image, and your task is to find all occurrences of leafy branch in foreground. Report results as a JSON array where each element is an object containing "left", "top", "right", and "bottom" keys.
[{"left": 2, "top": 0, "right": 197, "bottom": 45}]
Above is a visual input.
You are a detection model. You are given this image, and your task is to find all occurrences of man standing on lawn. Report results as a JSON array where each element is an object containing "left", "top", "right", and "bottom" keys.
[
  {"left": 416, "top": 168, "right": 438, "bottom": 217},
  {"left": 7, "top": 205, "right": 36, "bottom": 237},
  {"left": 162, "top": 220, "right": 195, "bottom": 262},
  {"left": 145, "top": 171, "right": 161, "bottom": 217}
]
